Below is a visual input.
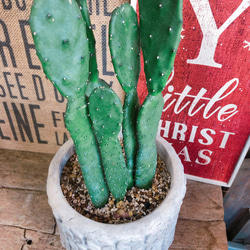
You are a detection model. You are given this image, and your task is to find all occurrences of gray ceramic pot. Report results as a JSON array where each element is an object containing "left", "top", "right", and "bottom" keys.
[{"left": 47, "top": 135, "right": 186, "bottom": 250}]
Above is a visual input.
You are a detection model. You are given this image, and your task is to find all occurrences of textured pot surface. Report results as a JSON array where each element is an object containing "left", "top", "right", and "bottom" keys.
[{"left": 47, "top": 135, "right": 186, "bottom": 250}]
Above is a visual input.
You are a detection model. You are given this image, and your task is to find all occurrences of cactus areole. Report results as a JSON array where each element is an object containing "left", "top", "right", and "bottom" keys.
[{"left": 30, "top": 0, "right": 183, "bottom": 208}]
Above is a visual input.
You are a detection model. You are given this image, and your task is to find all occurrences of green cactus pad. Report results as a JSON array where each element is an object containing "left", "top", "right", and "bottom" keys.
[
  {"left": 109, "top": 3, "right": 140, "bottom": 93},
  {"left": 85, "top": 78, "right": 110, "bottom": 98},
  {"left": 30, "top": 0, "right": 89, "bottom": 98},
  {"left": 122, "top": 90, "right": 140, "bottom": 189},
  {"left": 65, "top": 96, "right": 109, "bottom": 208},
  {"left": 139, "top": 0, "right": 183, "bottom": 95},
  {"left": 135, "top": 94, "right": 164, "bottom": 189},
  {"left": 76, "top": 0, "right": 99, "bottom": 83},
  {"left": 88, "top": 87, "right": 128, "bottom": 200},
  {"left": 109, "top": 3, "right": 140, "bottom": 189}
]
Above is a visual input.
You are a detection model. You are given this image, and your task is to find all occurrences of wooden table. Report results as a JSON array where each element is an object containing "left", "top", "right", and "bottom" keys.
[{"left": 0, "top": 148, "right": 228, "bottom": 249}]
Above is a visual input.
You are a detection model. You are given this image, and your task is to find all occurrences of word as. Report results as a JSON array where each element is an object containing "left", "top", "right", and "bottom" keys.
[{"left": 177, "top": 146, "right": 213, "bottom": 165}]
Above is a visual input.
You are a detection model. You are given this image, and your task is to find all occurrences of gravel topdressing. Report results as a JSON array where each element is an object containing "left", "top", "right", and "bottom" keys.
[{"left": 60, "top": 153, "right": 171, "bottom": 224}]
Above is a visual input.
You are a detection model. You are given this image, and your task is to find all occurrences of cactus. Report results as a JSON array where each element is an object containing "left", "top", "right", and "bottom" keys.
[
  {"left": 109, "top": 3, "right": 140, "bottom": 188},
  {"left": 135, "top": 0, "right": 183, "bottom": 188},
  {"left": 122, "top": 91, "right": 140, "bottom": 188},
  {"left": 76, "top": 0, "right": 98, "bottom": 83},
  {"left": 135, "top": 94, "right": 164, "bottom": 188},
  {"left": 88, "top": 87, "right": 128, "bottom": 200},
  {"left": 30, "top": 0, "right": 89, "bottom": 98},
  {"left": 30, "top": 0, "right": 109, "bottom": 208},
  {"left": 65, "top": 96, "right": 109, "bottom": 207},
  {"left": 138, "top": 0, "right": 183, "bottom": 95},
  {"left": 30, "top": 0, "right": 183, "bottom": 208},
  {"left": 109, "top": 3, "right": 140, "bottom": 94}
]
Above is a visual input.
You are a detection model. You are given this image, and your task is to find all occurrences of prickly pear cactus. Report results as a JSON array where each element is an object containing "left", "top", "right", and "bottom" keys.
[
  {"left": 135, "top": 94, "right": 164, "bottom": 189},
  {"left": 122, "top": 91, "right": 140, "bottom": 188},
  {"left": 76, "top": 0, "right": 99, "bottom": 83},
  {"left": 109, "top": 3, "right": 140, "bottom": 93},
  {"left": 138, "top": 0, "right": 183, "bottom": 95},
  {"left": 88, "top": 87, "right": 128, "bottom": 200},
  {"left": 109, "top": 3, "right": 140, "bottom": 188},
  {"left": 30, "top": 0, "right": 109, "bottom": 208},
  {"left": 29, "top": 0, "right": 89, "bottom": 98},
  {"left": 30, "top": 0, "right": 183, "bottom": 208},
  {"left": 135, "top": 0, "right": 183, "bottom": 187},
  {"left": 65, "top": 96, "right": 109, "bottom": 207}
]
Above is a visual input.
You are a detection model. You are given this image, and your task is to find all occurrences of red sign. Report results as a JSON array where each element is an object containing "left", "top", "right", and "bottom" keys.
[{"left": 136, "top": 0, "right": 250, "bottom": 186}]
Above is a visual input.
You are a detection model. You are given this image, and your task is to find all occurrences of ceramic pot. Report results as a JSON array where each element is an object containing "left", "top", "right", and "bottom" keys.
[{"left": 47, "top": 135, "right": 186, "bottom": 249}]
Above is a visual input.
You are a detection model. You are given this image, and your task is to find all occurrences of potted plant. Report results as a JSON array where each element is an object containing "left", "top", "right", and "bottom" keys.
[{"left": 29, "top": 0, "right": 186, "bottom": 249}]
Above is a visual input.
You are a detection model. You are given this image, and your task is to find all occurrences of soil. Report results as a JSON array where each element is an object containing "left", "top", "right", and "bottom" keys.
[{"left": 60, "top": 153, "right": 171, "bottom": 224}]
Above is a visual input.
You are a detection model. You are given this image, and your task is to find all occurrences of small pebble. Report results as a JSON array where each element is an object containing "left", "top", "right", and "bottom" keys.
[{"left": 116, "top": 201, "right": 124, "bottom": 209}]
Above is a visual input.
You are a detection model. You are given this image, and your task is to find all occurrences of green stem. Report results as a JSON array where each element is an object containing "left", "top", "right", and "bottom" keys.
[{"left": 65, "top": 96, "right": 109, "bottom": 207}]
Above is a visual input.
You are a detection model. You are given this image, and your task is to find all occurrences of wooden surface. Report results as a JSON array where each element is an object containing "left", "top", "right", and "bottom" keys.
[
  {"left": 223, "top": 158, "right": 250, "bottom": 237},
  {"left": 0, "top": 148, "right": 228, "bottom": 249}
]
